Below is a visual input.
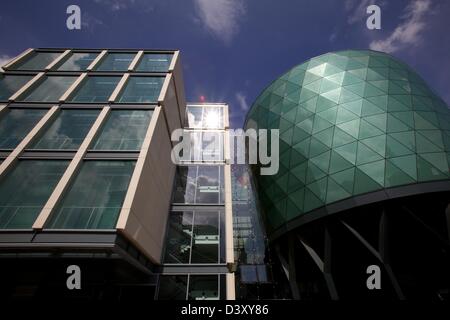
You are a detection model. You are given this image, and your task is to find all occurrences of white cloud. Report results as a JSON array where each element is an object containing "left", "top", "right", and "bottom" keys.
[
  {"left": 345, "top": 0, "right": 373, "bottom": 24},
  {"left": 370, "top": 0, "right": 431, "bottom": 53},
  {"left": 235, "top": 92, "right": 249, "bottom": 111},
  {"left": 94, "top": 0, "right": 136, "bottom": 11},
  {"left": 194, "top": 0, "right": 246, "bottom": 44}
]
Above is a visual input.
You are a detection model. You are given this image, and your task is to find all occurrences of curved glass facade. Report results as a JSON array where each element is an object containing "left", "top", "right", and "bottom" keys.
[{"left": 245, "top": 50, "right": 450, "bottom": 234}]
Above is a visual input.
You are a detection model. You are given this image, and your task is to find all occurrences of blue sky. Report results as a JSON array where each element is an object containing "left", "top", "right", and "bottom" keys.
[{"left": 0, "top": 0, "right": 449, "bottom": 127}]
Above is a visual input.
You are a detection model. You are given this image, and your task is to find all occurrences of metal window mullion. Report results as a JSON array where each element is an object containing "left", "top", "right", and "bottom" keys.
[
  {"left": 59, "top": 73, "right": 87, "bottom": 102},
  {"left": 45, "top": 50, "right": 71, "bottom": 71},
  {"left": 87, "top": 50, "right": 107, "bottom": 71},
  {"left": 2, "top": 48, "right": 34, "bottom": 70},
  {"left": 108, "top": 73, "right": 129, "bottom": 103},
  {"left": 189, "top": 210, "right": 195, "bottom": 264},
  {"left": 128, "top": 50, "right": 143, "bottom": 71},
  {"left": 8, "top": 72, "right": 45, "bottom": 101}
]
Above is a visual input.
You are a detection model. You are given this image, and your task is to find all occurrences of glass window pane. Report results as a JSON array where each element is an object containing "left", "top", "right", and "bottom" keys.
[
  {"left": 20, "top": 76, "right": 77, "bottom": 102},
  {"left": 158, "top": 275, "right": 188, "bottom": 300},
  {"left": 202, "top": 107, "right": 224, "bottom": 129},
  {"left": 46, "top": 161, "right": 135, "bottom": 229},
  {"left": 186, "top": 106, "right": 203, "bottom": 128},
  {"left": 191, "top": 211, "right": 219, "bottom": 263},
  {"left": 69, "top": 76, "right": 120, "bottom": 103},
  {"left": 0, "top": 160, "right": 69, "bottom": 229},
  {"left": 57, "top": 52, "right": 98, "bottom": 71},
  {"left": 173, "top": 166, "right": 224, "bottom": 204},
  {"left": 188, "top": 275, "right": 219, "bottom": 300},
  {"left": 0, "top": 75, "right": 33, "bottom": 101},
  {"left": 29, "top": 109, "right": 100, "bottom": 150},
  {"left": 91, "top": 110, "right": 152, "bottom": 150},
  {"left": 164, "top": 211, "right": 193, "bottom": 263},
  {"left": 136, "top": 53, "right": 173, "bottom": 72},
  {"left": 185, "top": 131, "right": 224, "bottom": 162},
  {"left": 0, "top": 108, "right": 47, "bottom": 149},
  {"left": 196, "top": 166, "right": 223, "bottom": 203},
  {"left": 186, "top": 106, "right": 224, "bottom": 129},
  {"left": 95, "top": 53, "right": 135, "bottom": 71},
  {"left": 173, "top": 166, "right": 196, "bottom": 203},
  {"left": 117, "top": 76, "right": 164, "bottom": 103},
  {"left": 13, "top": 52, "right": 62, "bottom": 70}
]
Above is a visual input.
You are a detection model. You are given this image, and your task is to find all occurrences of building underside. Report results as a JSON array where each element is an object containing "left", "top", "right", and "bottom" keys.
[{"left": 272, "top": 189, "right": 450, "bottom": 300}]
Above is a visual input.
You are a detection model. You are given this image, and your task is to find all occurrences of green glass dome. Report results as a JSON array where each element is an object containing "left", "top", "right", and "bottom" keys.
[{"left": 245, "top": 50, "right": 450, "bottom": 235}]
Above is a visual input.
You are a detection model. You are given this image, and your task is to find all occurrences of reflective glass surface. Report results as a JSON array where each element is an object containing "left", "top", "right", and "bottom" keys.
[
  {"left": 0, "top": 108, "right": 47, "bottom": 149},
  {"left": 0, "top": 75, "right": 33, "bottom": 101},
  {"left": 186, "top": 106, "right": 224, "bottom": 129},
  {"left": 69, "top": 76, "right": 120, "bottom": 103},
  {"left": 136, "top": 53, "right": 173, "bottom": 72},
  {"left": 95, "top": 53, "right": 135, "bottom": 71},
  {"left": 46, "top": 161, "right": 135, "bottom": 229},
  {"left": 117, "top": 76, "right": 164, "bottom": 103},
  {"left": 20, "top": 76, "right": 77, "bottom": 102},
  {"left": 173, "top": 166, "right": 224, "bottom": 204},
  {"left": 29, "top": 109, "right": 100, "bottom": 149},
  {"left": 91, "top": 110, "right": 152, "bottom": 150},
  {"left": 57, "top": 52, "right": 98, "bottom": 71},
  {"left": 0, "top": 160, "right": 69, "bottom": 229},
  {"left": 13, "top": 52, "right": 62, "bottom": 70}
]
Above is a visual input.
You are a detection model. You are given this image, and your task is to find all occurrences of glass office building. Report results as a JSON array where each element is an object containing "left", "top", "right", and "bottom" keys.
[{"left": 0, "top": 48, "right": 235, "bottom": 300}]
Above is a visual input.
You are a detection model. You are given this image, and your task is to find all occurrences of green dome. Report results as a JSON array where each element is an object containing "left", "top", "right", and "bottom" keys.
[{"left": 245, "top": 50, "right": 450, "bottom": 235}]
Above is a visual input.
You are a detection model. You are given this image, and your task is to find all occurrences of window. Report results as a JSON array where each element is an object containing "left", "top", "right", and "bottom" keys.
[
  {"left": 117, "top": 76, "right": 164, "bottom": 103},
  {"left": 19, "top": 76, "right": 77, "bottom": 102},
  {"left": 95, "top": 53, "right": 135, "bottom": 71},
  {"left": 0, "top": 75, "right": 33, "bottom": 101},
  {"left": 0, "top": 108, "right": 47, "bottom": 149},
  {"left": 164, "top": 211, "right": 193, "bottom": 263},
  {"left": 136, "top": 53, "right": 173, "bottom": 72},
  {"left": 57, "top": 52, "right": 98, "bottom": 71},
  {"left": 177, "top": 130, "right": 224, "bottom": 162},
  {"left": 158, "top": 275, "right": 225, "bottom": 300},
  {"left": 91, "top": 110, "right": 152, "bottom": 150},
  {"left": 188, "top": 275, "right": 220, "bottom": 300},
  {"left": 12, "top": 51, "right": 62, "bottom": 70},
  {"left": 191, "top": 211, "right": 220, "bottom": 263},
  {"left": 28, "top": 109, "right": 100, "bottom": 150},
  {"left": 69, "top": 76, "right": 120, "bottom": 103},
  {"left": 173, "top": 166, "right": 224, "bottom": 204},
  {"left": 0, "top": 160, "right": 69, "bottom": 229},
  {"left": 164, "top": 209, "right": 224, "bottom": 264},
  {"left": 46, "top": 161, "right": 135, "bottom": 229},
  {"left": 186, "top": 106, "right": 224, "bottom": 129},
  {"left": 158, "top": 276, "right": 188, "bottom": 300}
]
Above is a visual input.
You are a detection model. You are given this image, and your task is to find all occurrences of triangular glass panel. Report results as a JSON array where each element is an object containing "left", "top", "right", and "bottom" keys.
[
  {"left": 332, "top": 127, "right": 356, "bottom": 147},
  {"left": 360, "top": 134, "right": 386, "bottom": 157},
  {"left": 330, "top": 167, "right": 355, "bottom": 194},
  {"left": 329, "top": 150, "right": 354, "bottom": 174},
  {"left": 340, "top": 99, "right": 363, "bottom": 116},
  {"left": 326, "top": 178, "right": 351, "bottom": 204},
  {"left": 386, "top": 135, "right": 414, "bottom": 157},
  {"left": 336, "top": 119, "right": 360, "bottom": 138},
  {"left": 359, "top": 120, "right": 384, "bottom": 139},
  {"left": 334, "top": 141, "right": 357, "bottom": 165},
  {"left": 306, "top": 161, "right": 327, "bottom": 184},
  {"left": 353, "top": 167, "right": 383, "bottom": 195},
  {"left": 385, "top": 161, "right": 415, "bottom": 187},
  {"left": 356, "top": 141, "right": 383, "bottom": 165},
  {"left": 389, "top": 154, "right": 417, "bottom": 180}
]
